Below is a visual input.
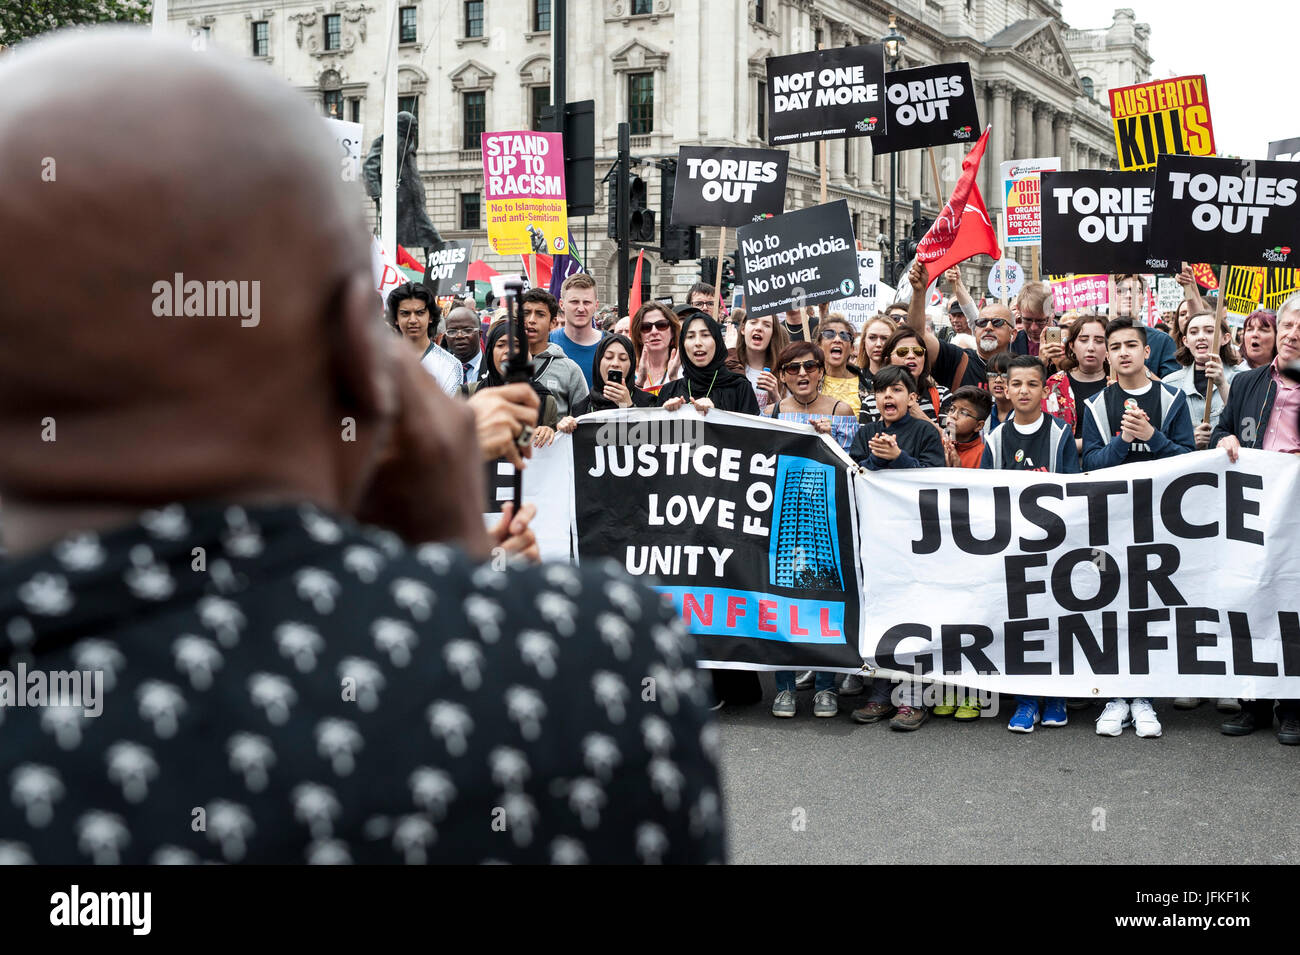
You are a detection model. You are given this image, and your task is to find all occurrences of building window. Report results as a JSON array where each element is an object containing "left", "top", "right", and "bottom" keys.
[
  {"left": 531, "top": 85, "right": 551, "bottom": 131},
  {"left": 251, "top": 20, "right": 269, "bottom": 57},
  {"left": 628, "top": 73, "right": 653, "bottom": 135},
  {"left": 461, "top": 193, "right": 481, "bottom": 230},
  {"left": 1081, "top": 76, "right": 1095, "bottom": 100},
  {"left": 852, "top": 212, "right": 861, "bottom": 241},
  {"left": 463, "top": 91, "right": 486, "bottom": 149},
  {"left": 324, "top": 14, "right": 341, "bottom": 51},
  {"left": 815, "top": 27, "right": 823, "bottom": 48},
  {"left": 348, "top": 98, "right": 361, "bottom": 123},
  {"left": 398, "top": 94, "right": 419, "bottom": 122},
  {"left": 399, "top": 6, "right": 418, "bottom": 43},
  {"left": 757, "top": 80, "right": 766, "bottom": 141},
  {"left": 631, "top": 0, "right": 652, "bottom": 14},
  {"left": 844, "top": 138, "right": 854, "bottom": 177},
  {"left": 534, "top": 0, "right": 551, "bottom": 31},
  {"left": 323, "top": 90, "right": 343, "bottom": 118},
  {"left": 754, "top": 0, "right": 765, "bottom": 23},
  {"left": 465, "top": 1, "right": 484, "bottom": 38}
]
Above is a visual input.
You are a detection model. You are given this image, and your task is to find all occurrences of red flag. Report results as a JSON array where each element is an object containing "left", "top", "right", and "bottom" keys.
[
  {"left": 523, "top": 252, "right": 555, "bottom": 289},
  {"left": 396, "top": 245, "right": 423, "bottom": 271},
  {"left": 628, "top": 249, "right": 645, "bottom": 316},
  {"left": 916, "top": 127, "right": 1000, "bottom": 277},
  {"left": 1191, "top": 263, "right": 1219, "bottom": 290}
]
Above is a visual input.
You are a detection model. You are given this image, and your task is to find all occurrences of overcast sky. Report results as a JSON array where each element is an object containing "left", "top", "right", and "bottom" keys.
[{"left": 1059, "top": 1, "right": 1292, "bottom": 158}]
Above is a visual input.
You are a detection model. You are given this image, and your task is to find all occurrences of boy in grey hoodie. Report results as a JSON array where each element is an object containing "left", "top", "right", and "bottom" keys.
[{"left": 521, "top": 289, "right": 588, "bottom": 416}]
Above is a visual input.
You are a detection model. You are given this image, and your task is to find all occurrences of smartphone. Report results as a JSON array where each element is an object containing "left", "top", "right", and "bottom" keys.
[
  {"left": 607, "top": 369, "right": 623, "bottom": 384},
  {"left": 1042, "top": 327, "right": 1062, "bottom": 346}
]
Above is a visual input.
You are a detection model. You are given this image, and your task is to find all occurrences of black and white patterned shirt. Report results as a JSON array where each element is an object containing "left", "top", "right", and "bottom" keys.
[{"left": 0, "top": 502, "right": 724, "bottom": 864}]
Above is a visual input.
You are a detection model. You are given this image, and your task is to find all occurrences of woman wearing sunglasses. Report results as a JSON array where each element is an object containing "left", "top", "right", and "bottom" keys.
[
  {"left": 768, "top": 342, "right": 859, "bottom": 450},
  {"left": 860, "top": 326, "right": 951, "bottom": 424},
  {"left": 629, "top": 301, "right": 681, "bottom": 397},
  {"left": 817, "top": 313, "right": 864, "bottom": 417}
]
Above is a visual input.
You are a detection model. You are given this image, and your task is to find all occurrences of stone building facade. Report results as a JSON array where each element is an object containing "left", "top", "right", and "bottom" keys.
[{"left": 168, "top": 0, "right": 1150, "bottom": 306}]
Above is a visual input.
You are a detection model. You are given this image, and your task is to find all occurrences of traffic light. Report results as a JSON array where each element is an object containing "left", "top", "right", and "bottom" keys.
[
  {"left": 899, "top": 217, "right": 933, "bottom": 264},
  {"left": 659, "top": 159, "right": 699, "bottom": 263},
  {"left": 719, "top": 255, "right": 736, "bottom": 301},
  {"left": 698, "top": 257, "right": 718, "bottom": 286},
  {"left": 539, "top": 99, "right": 595, "bottom": 216},
  {"left": 629, "top": 174, "right": 655, "bottom": 242},
  {"left": 606, "top": 164, "right": 620, "bottom": 239}
]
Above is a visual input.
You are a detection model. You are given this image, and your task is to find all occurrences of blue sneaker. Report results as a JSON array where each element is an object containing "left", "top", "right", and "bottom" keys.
[
  {"left": 1008, "top": 699, "right": 1039, "bottom": 733},
  {"left": 1041, "top": 698, "right": 1068, "bottom": 726}
]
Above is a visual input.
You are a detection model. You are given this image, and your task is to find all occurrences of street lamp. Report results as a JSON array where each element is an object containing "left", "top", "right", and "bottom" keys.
[{"left": 883, "top": 15, "right": 906, "bottom": 286}]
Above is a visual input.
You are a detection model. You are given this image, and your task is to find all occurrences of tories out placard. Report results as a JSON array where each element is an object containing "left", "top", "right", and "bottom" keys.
[
  {"left": 869, "top": 62, "right": 980, "bottom": 154},
  {"left": 1040, "top": 170, "right": 1166, "bottom": 274},
  {"left": 765, "top": 45, "right": 887, "bottom": 145},
  {"left": 1110, "top": 74, "right": 1215, "bottom": 172},
  {"left": 573, "top": 409, "right": 864, "bottom": 672},
  {"left": 736, "top": 199, "right": 860, "bottom": 318},
  {"left": 481, "top": 130, "right": 569, "bottom": 256},
  {"left": 424, "top": 239, "right": 474, "bottom": 294},
  {"left": 1001, "top": 157, "right": 1058, "bottom": 246},
  {"left": 671, "top": 146, "right": 788, "bottom": 227},
  {"left": 1151, "top": 154, "right": 1300, "bottom": 268}
]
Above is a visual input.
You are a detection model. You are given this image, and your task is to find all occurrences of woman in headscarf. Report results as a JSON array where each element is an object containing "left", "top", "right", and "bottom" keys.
[
  {"left": 658, "top": 310, "right": 761, "bottom": 416},
  {"left": 466, "top": 318, "right": 559, "bottom": 444},
  {"left": 556, "top": 333, "right": 656, "bottom": 433}
]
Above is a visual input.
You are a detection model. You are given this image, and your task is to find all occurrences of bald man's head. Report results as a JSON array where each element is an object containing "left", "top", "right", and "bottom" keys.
[
  {"left": 0, "top": 30, "right": 386, "bottom": 510},
  {"left": 976, "top": 303, "right": 1015, "bottom": 356}
]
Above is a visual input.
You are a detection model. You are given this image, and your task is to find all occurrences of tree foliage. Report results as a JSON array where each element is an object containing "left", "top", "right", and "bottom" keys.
[{"left": 0, "top": 1, "right": 151, "bottom": 47}]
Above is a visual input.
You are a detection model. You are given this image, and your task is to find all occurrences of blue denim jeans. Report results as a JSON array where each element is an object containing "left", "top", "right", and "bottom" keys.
[{"left": 775, "top": 670, "right": 836, "bottom": 693}]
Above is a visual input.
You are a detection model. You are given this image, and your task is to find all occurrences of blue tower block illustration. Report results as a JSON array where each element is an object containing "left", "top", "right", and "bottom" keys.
[{"left": 769, "top": 457, "right": 844, "bottom": 591}]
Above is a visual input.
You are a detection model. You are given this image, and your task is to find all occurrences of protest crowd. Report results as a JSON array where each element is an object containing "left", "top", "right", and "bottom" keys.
[{"left": 1, "top": 25, "right": 1298, "bottom": 867}]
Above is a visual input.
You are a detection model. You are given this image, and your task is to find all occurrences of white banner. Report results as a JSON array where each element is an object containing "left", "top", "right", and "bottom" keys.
[
  {"left": 856, "top": 450, "right": 1300, "bottom": 698},
  {"left": 483, "top": 435, "right": 574, "bottom": 563},
  {"left": 833, "top": 249, "right": 882, "bottom": 329}
]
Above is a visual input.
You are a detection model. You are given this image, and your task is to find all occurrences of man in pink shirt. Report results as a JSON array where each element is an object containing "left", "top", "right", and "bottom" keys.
[{"left": 1211, "top": 294, "right": 1300, "bottom": 744}]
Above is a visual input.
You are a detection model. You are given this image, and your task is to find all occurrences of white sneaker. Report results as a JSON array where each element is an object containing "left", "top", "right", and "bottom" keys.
[
  {"left": 1096, "top": 698, "right": 1129, "bottom": 736},
  {"left": 1130, "top": 698, "right": 1162, "bottom": 738},
  {"left": 1216, "top": 698, "right": 1242, "bottom": 713}
]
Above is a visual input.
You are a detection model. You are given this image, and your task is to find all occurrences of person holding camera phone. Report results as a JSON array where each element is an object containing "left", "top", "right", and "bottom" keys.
[{"left": 556, "top": 333, "right": 657, "bottom": 433}]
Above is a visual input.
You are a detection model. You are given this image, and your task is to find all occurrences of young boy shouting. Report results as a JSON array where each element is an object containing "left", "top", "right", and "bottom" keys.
[
  {"left": 848, "top": 365, "right": 945, "bottom": 471},
  {"left": 849, "top": 365, "right": 942, "bottom": 732},
  {"left": 1080, "top": 317, "right": 1194, "bottom": 739},
  {"left": 981, "top": 355, "right": 1080, "bottom": 732}
]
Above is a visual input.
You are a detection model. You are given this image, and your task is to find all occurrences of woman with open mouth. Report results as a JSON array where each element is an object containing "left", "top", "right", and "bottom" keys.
[
  {"left": 659, "top": 311, "right": 761, "bottom": 416},
  {"left": 817, "top": 313, "right": 864, "bottom": 419},
  {"left": 1164, "top": 309, "right": 1243, "bottom": 450},
  {"left": 733, "top": 309, "right": 789, "bottom": 416},
  {"left": 768, "top": 341, "right": 858, "bottom": 450},
  {"left": 1240, "top": 308, "right": 1278, "bottom": 369},
  {"left": 860, "top": 326, "right": 951, "bottom": 425}
]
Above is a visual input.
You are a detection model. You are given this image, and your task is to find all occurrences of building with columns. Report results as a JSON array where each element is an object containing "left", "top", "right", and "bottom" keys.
[{"left": 167, "top": 0, "right": 1150, "bottom": 306}]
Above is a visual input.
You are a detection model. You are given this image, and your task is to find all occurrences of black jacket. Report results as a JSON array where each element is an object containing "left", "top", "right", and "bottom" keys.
[
  {"left": 849, "top": 414, "right": 945, "bottom": 470},
  {"left": 1210, "top": 362, "right": 1281, "bottom": 450}
]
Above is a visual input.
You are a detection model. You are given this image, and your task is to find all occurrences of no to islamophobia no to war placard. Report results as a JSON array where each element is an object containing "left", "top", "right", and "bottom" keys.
[
  {"left": 481, "top": 130, "right": 569, "bottom": 256},
  {"left": 736, "top": 200, "right": 860, "bottom": 319}
]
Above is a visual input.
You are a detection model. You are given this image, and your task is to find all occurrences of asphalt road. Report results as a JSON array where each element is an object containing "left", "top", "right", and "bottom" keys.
[{"left": 716, "top": 674, "right": 1300, "bottom": 865}]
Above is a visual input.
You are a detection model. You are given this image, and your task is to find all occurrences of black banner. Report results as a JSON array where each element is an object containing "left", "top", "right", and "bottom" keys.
[
  {"left": 765, "top": 45, "right": 887, "bottom": 145},
  {"left": 1040, "top": 170, "right": 1169, "bottom": 274},
  {"left": 1151, "top": 155, "right": 1300, "bottom": 268},
  {"left": 1268, "top": 137, "right": 1300, "bottom": 162},
  {"left": 670, "top": 146, "right": 789, "bottom": 227},
  {"left": 573, "top": 412, "right": 862, "bottom": 671},
  {"left": 424, "top": 239, "right": 474, "bottom": 294},
  {"left": 869, "top": 62, "right": 980, "bottom": 154},
  {"left": 736, "top": 199, "right": 859, "bottom": 319}
]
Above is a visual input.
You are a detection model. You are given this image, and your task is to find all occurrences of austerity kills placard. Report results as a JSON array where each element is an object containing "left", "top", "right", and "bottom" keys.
[
  {"left": 1041, "top": 170, "right": 1166, "bottom": 274},
  {"left": 423, "top": 239, "right": 474, "bottom": 293},
  {"left": 481, "top": 130, "right": 569, "bottom": 256},
  {"left": 1223, "top": 266, "right": 1265, "bottom": 316},
  {"left": 1110, "top": 74, "right": 1215, "bottom": 172},
  {"left": 869, "top": 62, "right": 980, "bottom": 154},
  {"left": 573, "top": 408, "right": 863, "bottom": 672},
  {"left": 1151, "top": 154, "right": 1300, "bottom": 268},
  {"left": 736, "top": 199, "right": 860, "bottom": 318},
  {"left": 765, "top": 45, "right": 888, "bottom": 145},
  {"left": 1264, "top": 268, "right": 1300, "bottom": 309},
  {"left": 671, "top": 146, "right": 789, "bottom": 227},
  {"left": 1001, "top": 158, "right": 1057, "bottom": 246}
]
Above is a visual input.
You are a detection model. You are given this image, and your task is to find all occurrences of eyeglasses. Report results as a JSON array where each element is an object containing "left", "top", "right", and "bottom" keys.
[
  {"left": 782, "top": 360, "right": 822, "bottom": 374},
  {"left": 443, "top": 327, "right": 479, "bottom": 337},
  {"left": 1022, "top": 315, "right": 1050, "bottom": 327},
  {"left": 820, "top": 329, "right": 854, "bottom": 342},
  {"left": 642, "top": 320, "right": 672, "bottom": 332},
  {"left": 974, "top": 318, "right": 1010, "bottom": 329},
  {"left": 986, "top": 372, "right": 1007, "bottom": 382},
  {"left": 892, "top": 346, "right": 927, "bottom": 358},
  {"left": 949, "top": 408, "right": 981, "bottom": 421}
]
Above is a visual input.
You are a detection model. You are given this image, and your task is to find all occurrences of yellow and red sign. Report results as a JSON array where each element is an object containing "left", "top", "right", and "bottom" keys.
[{"left": 1109, "top": 75, "right": 1215, "bottom": 172}]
